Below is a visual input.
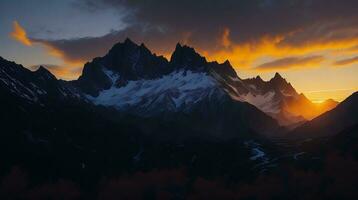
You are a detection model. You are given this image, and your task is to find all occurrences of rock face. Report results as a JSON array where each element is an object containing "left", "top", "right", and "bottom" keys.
[{"left": 75, "top": 39, "right": 171, "bottom": 96}]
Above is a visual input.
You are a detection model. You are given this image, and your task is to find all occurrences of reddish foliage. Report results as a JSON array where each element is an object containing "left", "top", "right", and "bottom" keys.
[
  {"left": 0, "top": 166, "right": 28, "bottom": 199},
  {"left": 98, "top": 168, "right": 186, "bottom": 200},
  {"left": 26, "top": 179, "right": 81, "bottom": 200}
]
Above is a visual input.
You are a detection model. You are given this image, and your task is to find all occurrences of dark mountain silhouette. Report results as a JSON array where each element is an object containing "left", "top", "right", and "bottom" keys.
[
  {"left": 0, "top": 57, "right": 81, "bottom": 105},
  {"left": 290, "top": 92, "right": 358, "bottom": 138}
]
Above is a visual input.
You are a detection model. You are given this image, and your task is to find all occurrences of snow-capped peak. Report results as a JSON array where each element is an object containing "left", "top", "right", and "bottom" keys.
[{"left": 87, "top": 69, "right": 219, "bottom": 113}]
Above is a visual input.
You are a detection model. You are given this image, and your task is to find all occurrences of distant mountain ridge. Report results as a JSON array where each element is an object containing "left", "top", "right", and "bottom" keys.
[
  {"left": 241, "top": 73, "right": 338, "bottom": 126},
  {"left": 1, "top": 39, "right": 337, "bottom": 131},
  {"left": 290, "top": 91, "right": 358, "bottom": 138},
  {"left": 0, "top": 56, "right": 81, "bottom": 105}
]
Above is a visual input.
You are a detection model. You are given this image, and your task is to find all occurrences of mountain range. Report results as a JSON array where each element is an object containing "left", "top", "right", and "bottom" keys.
[
  {"left": 1, "top": 38, "right": 358, "bottom": 199},
  {"left": 1, "top": 39, "right": 337, "bottom": 133},
  {"left": 76, "top": 39, "right": 338, "bottom": 126}
]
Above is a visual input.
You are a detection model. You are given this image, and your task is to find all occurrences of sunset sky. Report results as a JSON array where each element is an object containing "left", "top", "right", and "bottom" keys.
[{"left": 1, "top": 0, "right": 357, "bottom": 102}]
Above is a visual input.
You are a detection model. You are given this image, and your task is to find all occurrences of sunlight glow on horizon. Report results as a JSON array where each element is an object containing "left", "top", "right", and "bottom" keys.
[{"left": 304, "top": 88, "right": 358, "bottom": 103}]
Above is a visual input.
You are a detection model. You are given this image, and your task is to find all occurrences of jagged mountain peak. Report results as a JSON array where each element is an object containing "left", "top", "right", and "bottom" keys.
[
  {"left": 124, "top": 37, "right": 134, "bottom": 44},
  {"left": 139, "top": 42, "right": 150, "bottom": 50},
  {"left": 273, "top": 72, "right": 283, "bottom": 79},
  {"left": 107, "top": 38, "right": 139, "bottom": 56},
  {"left": 171, "top": 43, "right": 201, "bottom": 58},
  {"left": 220, "top": 60, "right": 235, "bottom": 71},
  {"left": 175, "top": 42, "right": 183, "bottom": 49},
  {"left": 170, "top": 43, "right": 207, "bottom": 70},
  {"left": 268, "top": 72, "right": 297, "bottom": 95},
  {"left": 255, "top": 75, "right": 264, "bottom": 81},
  {"left": 76, "top": 38, "right": 171, "bottom": 96},
  {"left": 82, "top": 39, "right": 238, "bottom": 86},
  {"left": 36, "top": 65, "right": 47, "bottom": 71},
  {"left": 269, "top": 72, "right": 287, "bottom": 84},
  {"left": 105, "top": 38, "right": 157, "bottom": 63},
  {"left": 209, "top": 60, "right": 238, "bottom": 79},
  {"left": 223, "top": 59, "right": 231, "bottom": 65},
  {"left": 95, "top": 38, "right": 169, "bottom": 77},
  {"left": 34, "top": 66, "right": 57, "bottom": 80}
]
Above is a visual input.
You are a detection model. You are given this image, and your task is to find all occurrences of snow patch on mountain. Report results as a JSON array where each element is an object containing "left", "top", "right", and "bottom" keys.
[
  {"left": 242, "top": 92, "right": 279, "bottom": 114},
  {"left": 87, "top": 70, "right": 218, "bottom": 110},
  {"left": 227, "top": 90, "right": 279, "bottom": 114},
  {"left": 103, "top": 68, "right": 120, "bottom": 85}
]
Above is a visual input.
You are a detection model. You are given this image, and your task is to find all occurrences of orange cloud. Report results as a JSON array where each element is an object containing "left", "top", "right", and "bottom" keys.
[
  {"left": 9, "top": 21, "right": 84, "bottom": 69},
  {"left": 255, "top": 55, "right": 324, "bottom": 71},
  {"left": 203, "top": 33, "right": 358, "bottom": 70},
  {"left": 10, "top": 21, "right": 33, "bottom": 46},
  {"left": 221, "top": 28, "right": 231, "bottom": 48},
  {"left": 333, "top": 56, "right": 358, "bottom": 66},
  {"left": 347, "top": 45, "right": 358, "bottom": 53},
  {"left": 9, "top": 21, "right": 83, "bottom": 79},
  {"left": 37, "top": 41, "right": 85, "bottom": 67}
]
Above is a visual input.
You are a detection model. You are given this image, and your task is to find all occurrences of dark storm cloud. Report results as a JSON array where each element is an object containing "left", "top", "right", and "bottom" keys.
[
  {"left": 77, "top": 0, "right": 303, "bottom": 49},
  {"left": 20, "top": 0, "right": 358, "bottom": 69},
  {"left": 32, "top": 32, "right": 122, "bottom": 64},
  {"left": 31, "top": 25, "right": 187, "bottom": 64},
  {"left": 79, "top": 0, "right": 358, "bottom": 46}
]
